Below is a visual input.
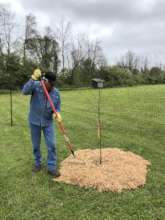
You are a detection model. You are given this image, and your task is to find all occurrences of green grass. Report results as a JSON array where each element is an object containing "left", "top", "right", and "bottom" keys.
[{"left": 0, "top": 85, "right": 165, "bottom": 220}]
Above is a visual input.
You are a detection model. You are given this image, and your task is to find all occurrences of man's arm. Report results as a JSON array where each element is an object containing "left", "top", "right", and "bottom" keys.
[
  {"left": 55, "top": 90, "right": 61, "bottom": 112},
  {"left": 22, "top": 79, "right": 36, "bottom": 95},
  {"left": 22, "top": 69, "right": 42, "bottom": 95},
  {"left": 52, "top": 89, "right": 62, "bottom": 122}
]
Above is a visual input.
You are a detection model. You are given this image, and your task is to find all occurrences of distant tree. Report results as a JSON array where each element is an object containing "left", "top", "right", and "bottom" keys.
[
  {"left": 117, "top": 51, "right": 139, "bottom": 72},
  {"left": 99, "top": 66, "right": 135, "bottom": 87},
  {"left": 0, "top": 7, "right": 16, "bottom": 57},
  {"left": 141, "top": 56, "right": 149, "bottom": 73},
  {"left": 57, "top": 68, "right": 73, "bottom": 86},
  {"left": 81, "top": 57, "right": 96, "bottom": 84},
  {"left": 25, "top": 34, "right": 59, "bottom": 73},
  {"left": 56, "top": 18, "right": 71, "bottom": 73},
  {"left": 132, "top": 68, "right": 140, "bottom": 75},
  {"left": 0, "top": 7, "right": 18, "bottom": 90},
  {"left": 148, "top": 67, "right": 163, "bottom": 84},
  {"left": 70, "top": 35, "right": 106, "bottom": 85},
  {"left": 24, "top": 13, "right": 38, "bottom": 64}
]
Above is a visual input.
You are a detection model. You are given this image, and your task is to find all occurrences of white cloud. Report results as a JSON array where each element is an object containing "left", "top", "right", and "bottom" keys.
[
  {"left": 0, "top": 0, "right": 24, "bottom": 14},
  {"left": 0, "top": 0, "right": 165, "bottom": 65},
  {"left": 135, "top": 0, "right": 156, "bottom": 13}
]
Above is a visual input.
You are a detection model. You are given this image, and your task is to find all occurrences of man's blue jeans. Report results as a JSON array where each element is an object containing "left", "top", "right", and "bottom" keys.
[{"left": 30, "top": 123, "right": 56, "bottom": 171}]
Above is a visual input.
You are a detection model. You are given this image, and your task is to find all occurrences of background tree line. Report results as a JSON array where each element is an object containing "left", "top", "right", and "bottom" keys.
[{"left": 0, "top": 7, "right": 165, "bottom": 90}]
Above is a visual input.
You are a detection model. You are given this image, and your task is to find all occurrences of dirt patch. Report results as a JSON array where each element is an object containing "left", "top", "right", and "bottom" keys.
[{"left": 54, "top": 148, "right": 151, "bottom": 192}]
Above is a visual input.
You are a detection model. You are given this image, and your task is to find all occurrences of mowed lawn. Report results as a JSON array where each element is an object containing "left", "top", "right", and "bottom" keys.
[{"left": 0, "top": 85, "right": 165, "bottom": 220}]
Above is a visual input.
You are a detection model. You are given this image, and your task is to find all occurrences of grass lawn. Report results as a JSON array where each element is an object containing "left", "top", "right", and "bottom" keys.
[{"left": 0, "top": 84, "right": 165, "bottom": 220}]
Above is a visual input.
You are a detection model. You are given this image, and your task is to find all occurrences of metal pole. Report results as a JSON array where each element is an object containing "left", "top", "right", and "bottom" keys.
[
  {"left": 10, "top": 88, "right": 13, "bottom": 126},
  {"left": 98, "top": 87, "right": 102, "bottom": 164}
]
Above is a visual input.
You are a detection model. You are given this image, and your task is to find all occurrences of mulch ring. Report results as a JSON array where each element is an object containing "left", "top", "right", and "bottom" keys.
[{"left": 54, "top": 148, "right": 151, "bottom": 192}]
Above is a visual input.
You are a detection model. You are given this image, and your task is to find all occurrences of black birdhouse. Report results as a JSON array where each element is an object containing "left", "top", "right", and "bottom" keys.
[{"left": 92, "top": 78, "right": 104, "bottom": 88}]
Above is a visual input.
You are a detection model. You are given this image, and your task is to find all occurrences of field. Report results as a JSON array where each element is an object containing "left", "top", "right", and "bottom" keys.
[{"left": 0, "top": 85, "right": 165, "bottom": 220}]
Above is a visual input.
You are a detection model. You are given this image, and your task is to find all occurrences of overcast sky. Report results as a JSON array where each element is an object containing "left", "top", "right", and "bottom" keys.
[{"left": 0, "top": 0, "right": 165, "bottom": 66}]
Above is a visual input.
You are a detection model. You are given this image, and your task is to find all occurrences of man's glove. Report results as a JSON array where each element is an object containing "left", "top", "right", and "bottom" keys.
[
  {"left": 31, "top": 68, "right": 42, "bottom": 80},
  {"left": 53, "top": 112, "right": 62, "bottom": 123}
]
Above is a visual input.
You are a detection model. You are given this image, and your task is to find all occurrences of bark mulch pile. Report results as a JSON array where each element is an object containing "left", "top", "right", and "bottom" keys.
[{"left": 54, "top": 148, "right": 151, "bottom": 192}]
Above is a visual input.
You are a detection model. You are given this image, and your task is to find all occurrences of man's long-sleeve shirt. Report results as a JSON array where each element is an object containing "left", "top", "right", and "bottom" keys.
[{"left": 22, "top": 79, "right": 61, "bottom": 127}]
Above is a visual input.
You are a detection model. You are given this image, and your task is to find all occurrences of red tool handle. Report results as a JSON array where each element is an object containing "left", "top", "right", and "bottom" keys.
[{"left": 41, "top": 80, "right": 75, "bottom": 157}]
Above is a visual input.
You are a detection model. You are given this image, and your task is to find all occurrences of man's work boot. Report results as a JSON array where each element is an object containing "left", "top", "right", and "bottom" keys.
[
  {"left": 32, "top": 165, "right": 42, "bottom": 172},
  {"left": 47, "top": 170, "right": 61, "bottom": 178}
]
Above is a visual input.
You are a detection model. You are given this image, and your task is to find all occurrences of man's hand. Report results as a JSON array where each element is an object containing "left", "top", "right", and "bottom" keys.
[
  {"left": 31, "top": 68, "right": 42, "bottom": 80},
  {"left": 53, "top": 112, "right": 62, "bottom": 123}
]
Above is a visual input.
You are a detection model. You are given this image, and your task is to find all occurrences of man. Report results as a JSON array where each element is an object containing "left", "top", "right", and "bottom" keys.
[{"left": 22, "top": 69, "right": 62, "bottom": 177}]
